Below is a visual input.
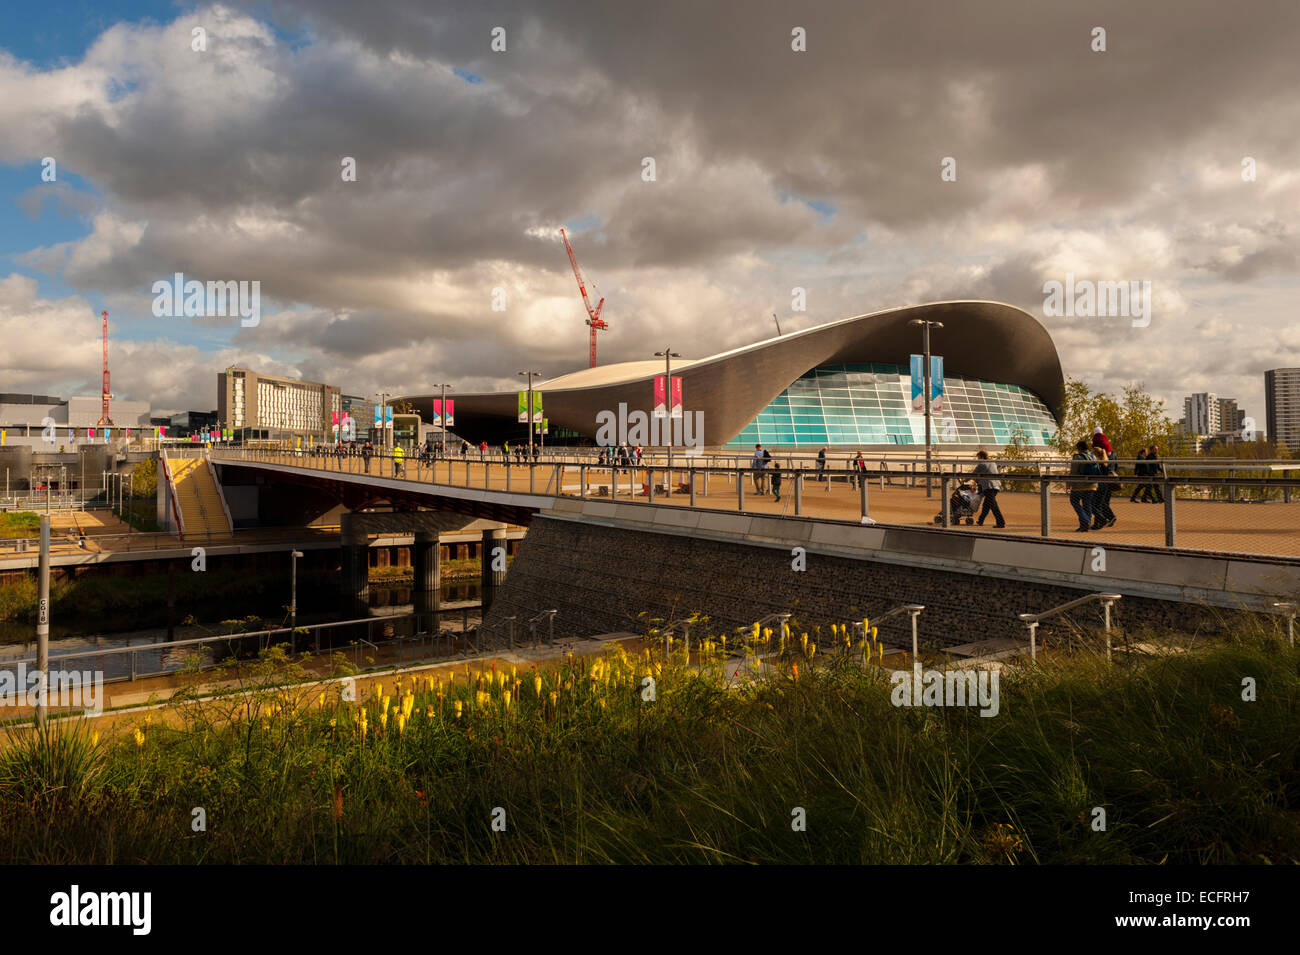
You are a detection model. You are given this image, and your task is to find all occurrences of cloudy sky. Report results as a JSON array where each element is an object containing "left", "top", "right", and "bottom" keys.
[{"left": 1, "top": 0, "right": 1298, "bottom": 426}]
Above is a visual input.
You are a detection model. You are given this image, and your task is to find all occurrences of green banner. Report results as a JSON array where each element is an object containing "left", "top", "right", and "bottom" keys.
[
  {"left": 532, "top": 391, "right": 544, "bottom": 423},
  {"left": 517, "top": 391, "right": 528, "bottom": 423}
]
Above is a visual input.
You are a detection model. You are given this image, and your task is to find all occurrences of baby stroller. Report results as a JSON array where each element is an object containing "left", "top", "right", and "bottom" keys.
[{"left": 935, "top": 481, "right": 982, "bottom": 525}]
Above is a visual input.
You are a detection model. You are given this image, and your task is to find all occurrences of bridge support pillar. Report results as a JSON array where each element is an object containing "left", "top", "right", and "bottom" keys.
[
  {"left": 339, "top": 543, "right": 370, "bottom": 618},
  {"left": 481, "top": 526, "right": 508, "bottom": 612},
  {"left": 413, "top": 530, "right": 441, "bottom": 620},
  {"left": 339, "top": 512, "right": 370, "bottom": 618}
]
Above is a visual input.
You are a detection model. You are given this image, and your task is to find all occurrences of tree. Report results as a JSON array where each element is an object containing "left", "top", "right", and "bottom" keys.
[{"left": 1051, "top": 378, "right": 1176, "bottom": 459}]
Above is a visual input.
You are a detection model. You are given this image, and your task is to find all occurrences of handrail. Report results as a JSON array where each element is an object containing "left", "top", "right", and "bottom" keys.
[
  {"left": 159, "top": 449, "right": 186, "bottom": 539},
  {"left": 872, "top": 603, "right": 925, "bottom": 662},
  {"left": 1018, "top": 592, "right": 1122, "bottom": 661},
  {"left": 527, "top": 608, "right": 557, "bottom": 648},
  {"left": 1273, "top": 601, "right": 1297, "bottom": 648}
]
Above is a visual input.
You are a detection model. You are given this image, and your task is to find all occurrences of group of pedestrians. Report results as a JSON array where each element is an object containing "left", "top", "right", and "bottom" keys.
[{"left": 1067, "top": 429, "right": 1164, "bottom": 532}]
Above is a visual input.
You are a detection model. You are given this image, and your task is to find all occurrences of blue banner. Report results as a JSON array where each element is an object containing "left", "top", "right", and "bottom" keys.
[
  {"left": 930, "top": 356, "right": 945, "bottom": 413},
  {"left": 910, "top": 354, "right": 924, "bottom": 412}
]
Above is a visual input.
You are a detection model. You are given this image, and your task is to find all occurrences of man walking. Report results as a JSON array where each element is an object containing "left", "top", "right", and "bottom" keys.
[
  {"left": 1069, "top": 440, "right": 1098, "bottom": 531},
  {"left": 1145, "top": 445, "right": 1165, "bottom": 503},
  {"left": 971, "top": 450, "right": 1005, "bottom": 528},
  {"left": 1130, "top": 448, "right": 1148, "bottom": 502},
  {"left": 751, "top": 443, "right": 767, "bottom": 494},
  {"left": 816, "top": 447, "right": 827, "bottom": 483}
]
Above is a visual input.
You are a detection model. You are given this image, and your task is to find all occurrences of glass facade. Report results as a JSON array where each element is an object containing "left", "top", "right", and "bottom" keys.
[{"left": 725, "top": 363, "right": 1057, "bottom": 448}]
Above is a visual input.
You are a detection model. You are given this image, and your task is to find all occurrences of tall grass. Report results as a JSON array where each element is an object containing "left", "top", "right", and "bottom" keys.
[{"left": 0, "top": 629, "right": 1296, "bottom": 864}]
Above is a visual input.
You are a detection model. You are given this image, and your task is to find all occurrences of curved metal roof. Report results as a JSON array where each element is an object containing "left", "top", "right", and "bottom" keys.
[{"left": 404, "top": 301, "right": 1064, "bottom": 446}]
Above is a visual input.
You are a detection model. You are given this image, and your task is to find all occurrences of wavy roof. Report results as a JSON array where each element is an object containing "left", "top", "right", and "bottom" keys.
[{"left": 403, "top": 301, "right": 1064, "bottom": 446}]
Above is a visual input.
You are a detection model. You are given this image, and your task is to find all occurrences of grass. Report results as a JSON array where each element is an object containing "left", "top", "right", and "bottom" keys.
[
  {"left": 0, "top": 512, "right": 41, "bottom": 539},
  {"left": 0, "top": 623, "right": 1296, "bottom": 864}
]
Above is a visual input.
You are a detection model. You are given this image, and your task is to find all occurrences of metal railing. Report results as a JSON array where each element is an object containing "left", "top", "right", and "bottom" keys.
[
  {"left": 873, "top": 603, "right": 926, "bottom": 661},
  {"left": 0, "top": 608, "right": 487, "bottom": 686},
  {"left": 1018, "top": 593, "right": 1123, "bottom": 662},
  {"left": 205, "top": 448, "right": 1300, "bottom": 558}
]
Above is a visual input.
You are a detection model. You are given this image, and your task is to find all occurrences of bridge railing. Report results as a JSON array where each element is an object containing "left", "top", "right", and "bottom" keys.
[{"left": 208, "top": 448, "right": 1300, "bottom": 558}]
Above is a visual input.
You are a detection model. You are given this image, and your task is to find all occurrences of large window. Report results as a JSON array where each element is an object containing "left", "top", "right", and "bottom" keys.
[{"left": 725, "top": 363, "right": 1057, "bottom": 448}]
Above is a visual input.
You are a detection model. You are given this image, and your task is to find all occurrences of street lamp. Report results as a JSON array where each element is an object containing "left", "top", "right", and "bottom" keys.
[
  {"left": 290, "top": 550, "right": 303, "bottom": 632},
  {"left": 655, "top": 349, "right": 681, "bottom": 494},
  {"left": 373, "top": 392, "right": 391, "bottom": 452},
  {"left": 909, "top": 318, "right": 944, "bottom": 498},
  {"left": 518, "top": 371, "right": 541, "bottom": 459}
]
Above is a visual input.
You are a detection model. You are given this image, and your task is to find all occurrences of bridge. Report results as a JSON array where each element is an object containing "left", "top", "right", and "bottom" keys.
[{"left": 203, "top": 446, "right": 1300, "bottom": 653}]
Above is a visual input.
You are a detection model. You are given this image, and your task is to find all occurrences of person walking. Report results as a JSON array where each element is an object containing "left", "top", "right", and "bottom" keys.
[
  {"left": 392, "top": 443, "right": 405, "bottom": 477},
  {"left": 971, "top": 450, "right": 1005, "bottom": 528},
  {"left": 853, "top": 451, "right": 866, "bottom": 489},
  {"left": 503, "top": 440, "right": 510, "bottom": 465},
  {"left": 1069, "top": 440, "right": 1098, "bottom": 531},
  {"left": 1130, "top": 448, "right": 1148, "bottom": 502},
  {"left": 362, "top": 439, "right": 373, "bottom": 472},
  {"left": 816, "top": 447, "right": 827, "bottom": 483},
  {"left": 1091, "top": 429, "right": 1117, "bottom": 528},
  {"left": 1145, "top": 445, "right": 1165, "bottom": 503},
  {"left": 770, "top": 459, "right": 783, "bottom": 502},
  {"left": 751, "top": 443, "right": 767, "bottom": 494},
  {"left": 479, "top": 440, "right": 487, "bottom": 461}
]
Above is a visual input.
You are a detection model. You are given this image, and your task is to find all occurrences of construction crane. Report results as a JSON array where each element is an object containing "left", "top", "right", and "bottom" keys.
[
  {"left": 560, "top": 227, "right": 608, "bottom": 368},
  {"left": 97, "top": 309, "right": 114, "bottom": 426}
]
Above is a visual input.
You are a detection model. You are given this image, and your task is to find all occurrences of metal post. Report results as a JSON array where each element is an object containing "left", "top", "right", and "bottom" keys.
[
  {"left": 794, "top": 470, "right": 802, "bottom": 515},
  {"left": 737, "top": 468, "right": 745, "bottom": 510},
  {"left": 689, "top": 467, "right": 697, "bottom": 506},
  {"left": 1026, "top": 621, "right": 1038, "bottom": 661},
  {"left": 940, "top": 475, "right": 950, "bottom": 527},
  {"left": 1163, "top": 480, "right": 1176, "bottom": 548},
  {"left": 290, "top": 549, "right": 302, "bottom": 633},
  {"left": 1102, "top": 598, "right": 1115, "bottom": 662},
  {"left": 1040, "top": 476, "right": 1051, "bottom": 537},
  {"left": 648, "top": 467, "right": 655, "bottom": 502},
  {"left": 580, "top": 464, "right": 587, "bottom": 498},
  {"left": 859, "top": 469, "right": 868, "bottom": 520},
  {"left": 35, "top": 516, "right": 50, "bottom": 726}
]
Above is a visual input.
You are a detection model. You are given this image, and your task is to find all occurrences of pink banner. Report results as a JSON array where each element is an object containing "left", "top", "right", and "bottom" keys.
[
  {"left": 445, "top": 399, "right": 454, "bottom": 426},
  {"left": 670, "top": 376, "right": 683, "bottom": 419},
  {"left": 653, "top": 376, "right": 667, "bottom": 419}
]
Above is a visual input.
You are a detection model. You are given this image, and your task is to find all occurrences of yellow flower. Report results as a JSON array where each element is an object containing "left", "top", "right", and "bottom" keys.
[
  {"left": 382, "top": 695, "right": 391, "bottom": 713},
  {"left": 425, "top": 704, "right": 434, "bottom": 718},
  {"left": 133, "top": 728, "right": 144, "bottom": 748},
  {"left": 454, "top": 700, "right": 463, "bottom": 718},
  {"left": 808, "top": 642, "right": 817, "bottom": 660},
  {"left": 397, "top": 713, "right": 406, "bottom": 735},
  {"left": 534, "top": 676, "right": 543, "bottom": 697},
  {"left": 549, "top": 691, "right": 558, "bottom": 707},
  {"left": 503, "top": 689, "right": 512, "bottom": 709},
  {"left": 360, "top": 721, "right": 368, "bottom": 740},
  {"left": 599, "top": 698, "right": 606, "bottom": 710},
  {"left": 801, "top": 633, "right": 809, "bottom": 654},
  {"left": 380, "top": 710, "right": 388, "bottom": 730},
  {"left": 91, "top": 731, "right": 99, "bottom": 747}
]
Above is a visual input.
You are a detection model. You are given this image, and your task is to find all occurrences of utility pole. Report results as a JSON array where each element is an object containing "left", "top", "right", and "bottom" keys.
[
  {"left": 909, "top": 318, "right": 944, "bottom": 498},
  {"left": 655, "top": 348, "right": 681, "bottom": 494},
  {"left": 36, "top": 515, "right": 50, "bottom": 726},
  {"left": 518, "top": 371, "right": 541, "bottom": 459}
]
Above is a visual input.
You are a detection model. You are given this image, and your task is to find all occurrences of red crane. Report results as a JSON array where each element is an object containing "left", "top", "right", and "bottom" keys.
[
  {"left": 97, "top": 309, "right": 114, "bottom": 426},
  {"left": 560, "top": 228, "right": 607, "bottom": 368}
]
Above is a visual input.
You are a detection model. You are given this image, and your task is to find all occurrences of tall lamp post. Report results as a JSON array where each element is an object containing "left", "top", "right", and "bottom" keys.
[
  {"left": 290, "top": 549, "right": 303, "bottom": 632},
  {"left": 518, "top": 371, "right": 541, "bottom": 459},
  {"left": 373, "top": 392, "right": 391, "bottom": 452},
  {"left": 655, "top": 348, "right": 681, "bottom": 494},
  {"left": 909, "top": 318, "right": 944, "bottom": 498}
]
